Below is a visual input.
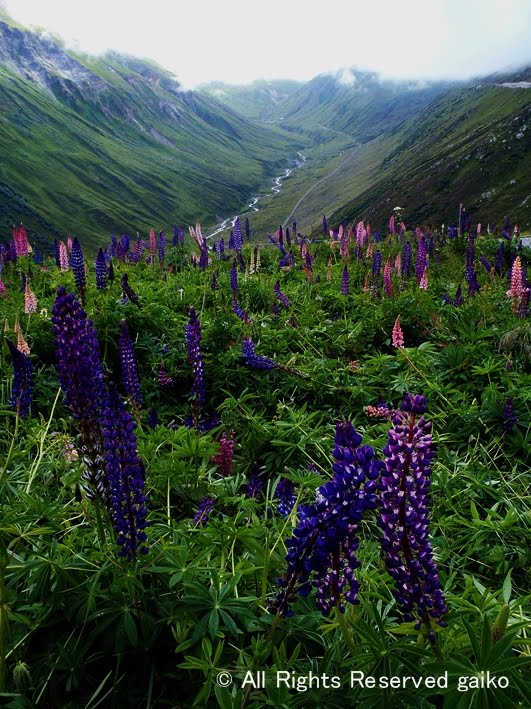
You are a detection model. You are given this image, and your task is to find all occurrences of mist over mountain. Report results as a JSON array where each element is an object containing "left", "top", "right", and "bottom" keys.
[{"left": 0, "top": 11, "right": 529, "bottom": 252}]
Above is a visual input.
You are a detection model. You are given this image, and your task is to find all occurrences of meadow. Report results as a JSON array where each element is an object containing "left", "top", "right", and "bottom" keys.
[{"left": 0, "top": 216, "right": 530, "bottom": 708}]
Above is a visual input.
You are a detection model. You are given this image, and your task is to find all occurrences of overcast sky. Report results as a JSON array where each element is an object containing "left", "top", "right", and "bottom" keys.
[{"left": 2, "top": 0, "right": 530, "bottom": 87}]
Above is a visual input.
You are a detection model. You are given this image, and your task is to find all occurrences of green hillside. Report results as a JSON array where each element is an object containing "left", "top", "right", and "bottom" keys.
[
  {"left": 0, "top": 21, "right": 304, "bottom": 252},
  {"left": 328, "top": 70, "right": 531, "bottom": 231},
  {"left": 198, "top": 78, "right": 303, "bottom": 121}
]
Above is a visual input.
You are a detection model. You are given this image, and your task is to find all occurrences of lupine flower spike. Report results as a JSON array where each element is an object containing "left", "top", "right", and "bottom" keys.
[
  {"left": 7, "top": 339, "right": 34, "bottom": 417},
  {"left": 378, "top": 394, "right": 447, "bottom": 638},
  {"left": 392, "top": 316, "right": 404, "bottom": 348}
]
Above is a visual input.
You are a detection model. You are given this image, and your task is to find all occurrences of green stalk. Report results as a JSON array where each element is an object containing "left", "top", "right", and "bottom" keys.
[
  {"left": 0, "top": 548, "right": 7, "bottom": 692},
  {"left": 335, "top": 605, "right": 357, "bottom": 656},
  {"left": 93, "top": 497, "right": 107, "bottom": 550},
  {"left": 26, "top": 387, "right": 62, "bottom": 493},
  {"left": 1, "top": 413, "right": 19, "bottom": 480}
]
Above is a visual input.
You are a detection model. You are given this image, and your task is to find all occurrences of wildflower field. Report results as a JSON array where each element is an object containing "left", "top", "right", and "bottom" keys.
[{"left": 0, "top": 216, "right": 530, "bottom": 708}]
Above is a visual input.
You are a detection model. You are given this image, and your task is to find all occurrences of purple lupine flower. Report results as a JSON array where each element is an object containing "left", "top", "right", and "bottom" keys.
[
  {"left": 341, "top": 265, "right": 350, "bottom": 295},
  {"left": 218, "top": 237, "right": 225, "bottom": 257},
  {"left": 52, "top": 287, "right": 109, "bottom": 502},
  {"left": 372, "top": 250, "right": 382, "bottom": 277},
  {"left": 245, "top": 216, "right": 250, "bottom": 240},
  {"left": 121, "top": 233, "right": 130, "bottom": 255},
  {"left": 378, "top": 394, "right": 447, "bottom": 635},
  {"left": 53, "top": 239, "right": 61, "bottom": 268},
  {"left": 374, "top": 229, "right": 381, "bottom": 243},
  {"left": 232, "top": 300, "right": 249, "bottom": 323},
  {"left": 233, "top": 217, "right": 243, "bottom": 251},
  {"left": 495, "top": 241, "right": 505, "bottom": 276},
  {"left": 51, "top": 287, "right": 107, "bottom": 422},
  {"left": 193, "top": 496, "right": 214, "bottom": 526},
  {"left": 157, "top": 363, "right": 174, "bottom": 389},
  {"left": 271, "top": 422, "right": 381, "bottom": 617},
  {"left": 246, "top": 466, "right": 267, "bottom": 498},
  {"left": 480, "top": 256, "right": 492, "bottom": 273},
  {"left": 211, "top": 430, "right": 236, "bottom": 476},
  {"left": 401, "top": 241, "right": 412, "bottom": 279},
  {"left": 71, "top": 238, "right": 86, "bottom": 302},
  {"left": 211, "top": 270, "right": 219, "bottom": 290},
  {"left": 242, "top": 336, "right": 276, "bottom": 370},
  {"left": 33, "top": 249, "right": 43, "bottom": 265},
  {"left": 454, "top": 283, "right": 464, "bottom": 306},
  {"left": 274, "top": 477, "right": 295, "bottom": 517},
  {"left": 415, "top": 237, "right": 427, "bottom": 283},
  {"left": 185, "top": 306, "right": 206, "bottom": 415},
  {"left": 274, "top": 281, "right": 291, "bottom": 308},
  {"left": 147, "top": 407, "right": 159, "bottom": 428},
  {"left": 102, "top": 388, "right": 148, "bottom": 559},
  {"left": 502, "top": 396, "right": 517, "bottom": 431},
  {"left": 322, "top": 214, "right": 328, "bottom": 235},
  {"left": 121, "top": 274, "right": 141, "bottom": 308},
  {"left": 95, "top": 248, "right": 108, "bottom": 290},
  {"left": 428, "top": 236, "right": 435, "bottom": 258},
  {"left": 466, "top": 264, "right": 480, "bottom": 297},
  {"left": 157, "top": 231, "right": 166, "bottom": 264},
  {"left": 230, "top": 259, "right": 238, "bottom": 295},
  {"left": 517, "top": 289, "right": 529, "bottom": 319},
  {"left": 7, "top": 340, "right": 34, "bottom": 418},
  {"left": 271, "top": 302, "right": 281, "bottom": 317},
  {"left": 119, "top": 320, "right": 142, "bottom": 406}
]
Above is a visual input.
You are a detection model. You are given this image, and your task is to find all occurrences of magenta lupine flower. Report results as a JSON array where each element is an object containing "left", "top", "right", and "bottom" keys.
[
  {"left": 392, "top": 316, "right": 404, "bottom": 348},
  {"left": 71, "top": 237, "right": 86, "bottom": 303},
  {"left": 271, "top": 422, "right": 381, "bottom": 617},
  {"left": 121, "top": 274, "right": 141, "bottom": 308},
  {"left": 102, "top": 388, "right": 148, "bottom": 559},
  {"left": 95, "top": 248, "right": 108, "bottom": 289},
  {"left": 193, "top": 496, "right": 214, "bottom": 526},
  {"left": 13, "top": 224, "right": 29, "bottom": 257},
  {"left": 211, "top": 430, "right": 236, "bottom": 476},
  {"left": 341, "top": 265, "right": 350, "bottom": 295},
  {"left": 378, "top": 394, "right": 447, "bottom": 636},
  {"left": 242, "top": 336, "right": 276, "bottom": 370},
  {"left": 274, "top": 281, "right": 291, "bottom": 308},
  {"left": 119, "top": 320, "right": 142, "bottom": 406},
  {"left": 7, "top": 339, "right": 34, "bottom": 417}
]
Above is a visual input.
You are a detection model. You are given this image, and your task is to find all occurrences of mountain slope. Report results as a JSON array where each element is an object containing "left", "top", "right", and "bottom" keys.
[
  {"left": 198, "top": 79, "right": 303, "bottom": 121},
  {"left": 328, "top": 68, "right": 531, "bottom": 230},
  {"left": 268, "top": 68, "right": 453, "bottom": 141},
  {"left": 0, "top": 20, "right": 303, "bottom": 252}
]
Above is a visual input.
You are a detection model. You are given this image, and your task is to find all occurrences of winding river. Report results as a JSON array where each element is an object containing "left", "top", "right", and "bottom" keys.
[{"left": 206, "top": 151, "right": 306, "bottom": 239}]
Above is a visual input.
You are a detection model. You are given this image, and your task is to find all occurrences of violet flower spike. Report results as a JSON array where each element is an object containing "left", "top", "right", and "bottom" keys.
[
  {"left": 7, "top": 340, "right": 34, "bottom": 418},
  {"left": 378, "top": 394, "right": 447, "bottom": 635}
]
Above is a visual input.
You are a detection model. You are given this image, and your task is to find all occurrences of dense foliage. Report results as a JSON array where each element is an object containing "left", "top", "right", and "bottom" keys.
[{"left": 0, "top": 217, "right": 530, "bottom": 708}]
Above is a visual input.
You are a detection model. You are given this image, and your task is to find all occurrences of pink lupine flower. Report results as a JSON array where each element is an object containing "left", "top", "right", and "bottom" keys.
[
  {"left": 419, "top": 268, "right": 428, "bottom": 290},
  {"left": 363, "top": 273, "right": 370, "bottom": 292},
  {"left": 17, "top": 330, "right": 30, "bottom": 355},
  {"left": 366, "top": 242, "right": 373, "bottom": 258},
  {"left": 67, "top": 235, "right": 73, "bottom": 253},
  {"left": 14, "top": 224, "right": 29, "bottom": 257},
  {"left": 506, "top": 256, "right": 529, "bottom": 313},
  {"left": 149, "top": 227, "right": 156, "bottom": 254},
  {"left": 394, "top": 251, "right": 402, "bottom": 273},
  {"left": 24, "top": 284, "right": 37, "bottom": 313},
  {"left": 0, "top": 279, "right": 7, "bottom": 295},
  {"left": 59, "top": 241, "right": 69, "bottom": 272},
  {"left": 392, "top": 316, "right": 404, "bottom": 348}
]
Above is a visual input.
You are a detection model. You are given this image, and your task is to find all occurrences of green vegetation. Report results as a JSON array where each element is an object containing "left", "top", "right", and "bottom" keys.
[{"left": 0, "top": 219, "right": 529, "bottom": 707}]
